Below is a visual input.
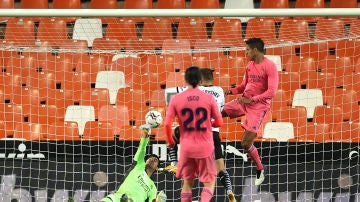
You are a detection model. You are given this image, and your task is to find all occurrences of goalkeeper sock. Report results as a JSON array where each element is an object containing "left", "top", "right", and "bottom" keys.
[
  {"left": 180, "top": 191, "right": 192, "bottom": 202},
  {"left": 168, "top": 144, "right": 178, "bottom": 166},
  {"left": 246, "top": 144, "right": 264, "bottom": 170},
  {"left": 218, "top": 169, "right": 233, "bottom": 193},
  {"left": 200, "top": 187, "right": 214, "bottom": 202}
]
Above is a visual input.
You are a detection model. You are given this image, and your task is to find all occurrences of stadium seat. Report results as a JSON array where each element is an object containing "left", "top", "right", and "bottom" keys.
[
  {"left": 314, "top": 19, "right": 345, "bottom": 40},
  {"left": 48, "top": 121, "right": 80, "bottom": 140},
  {"left": 4, "top": 18, "right": 35, "bottom": 46},
  {"left": 325, "top": 88, "right": 359, "bottom": 122},
  {"left": 90, "top": 0, "right": 117, "bottom": 9},
  {"left": 13, "top": 122, "right": 47, "bottom": 140},
  {"left": 190, "top": 0, "right": 219, "bottom": 8},
  {"left": 211, "top": 18, "right": 244, "bottom": 47},
  {"left": 75, "top": 54, "right": 108, "bottom": 81},
  {"left": 59, "top": 39, "right": 88, "bottom": 52},
  {"left": 271, "top": 89, "right": 292, "bottom": 111},
  {"left": 73, "top": 18, "right": 103, "bottom": 47},
  {"left": 78, "top": 88, "right": 110, "bottom": 118},
  {"left": 330, "top": 0, "right": 357, "bottom": 8},
  {"left": 124, "top": 0, "right": 153, "bottom": 8},
  {"left": 260, "top": 0, "right": 289, "bottom": 8},
  {"left": 278, "top": 72, "right": 301, "bottom": 95},
  {"left": 332, "top": 122, "right": 360, "bottom": 142},
  {"left": 162, "top": 39, "right": 192, "bottom": 54},
  {"left": 141, "top": 18, "right": 173, "bottom": 46},
  {"left": 298, "top": 123, "right": 330, "bottom": 142},
  {"left": 263, "top": 122, "right": 294, "bottom": 142},
  {"left": 105, "top": 19, "right": 138, "bottom": 41},
  {"left": 143, "top": 54, "right": 175, "bottom": 73},
  {"left": 212, "top": 55, "right": 246, "bottom": 77},
  {"left": 166, "top": 72, "right": 186, "bottom": 88},
  {"left": 0, "top": 0, "right": 14, "bottom": 8},
  {"left": 37, "top": 18, "right": 68, "bottom": 46},
  {"left": 272, "top": 106, "right": 307, "bottom": 135},
  {"left": 123, "top": 39, "right": 158, "bottom": 51},
  {"left": 12, "top": 87, "right": 47, "bottom": 106},
  {"left": 64, "top": 105, "right": 96, "bottom": 135},
  {"left": 27, "top": 105, "right": 58, "bottom": 124},
  {"left": 119, "top": 127, "right": 144, "bottom": 141},
  {"left": 221, "top": 119, "right": 244, "bottom": 141},
  {"left": 60, "top": 72, "right": 92, "bottom": 94},
  {"left": 52, "top": 0, "right": 81, "bottom": 8},
  {"left": 294, "top": 0, "right": 324, "bottom": 22},
  {"left": 3, "top": 55, "right": 36, "bottom": 76},
  {"left": 149, "top": 89, "right": 166, "bottom": 107},
  {"left": 92, "top": 38, "right": 123, "bottom": 51},
  {"left": 95, "top": 71, "right": 126, "bottom": 104},
  {"left": 110, "top": 56, "right": 142, "bottom": 76},
  {"left": 301, "top": 72, "right": 335, "bottom": 94},
  {"left": 24, "top": 72, "right": 56, "bottom": 90},
  {"left": 20, "top": 0, "right": 48, "bottom": 8},
  {"left": 0, "top": 121, "right": 5, "bottom": 139},
  {"left": 283, "top": 56, "right": 316, "bottom": 72},
  {"left": 157, "top": 0, "right": 185, "bottom": 8},
  {"left": 313, "top": 105, "right": 343, "bottom": 125},
  {"left": 224, "top": 0, "right": 254, "bottom": 22},
  {"left": 141, "top": 72, "right": 166, "bottom": 91},
  {"left": 176, "top": 18, "right": 209, "bottom": 45},
  {"left": 192, "top": 39, "right": 224, "bottom": 60},
  {"left": 245, "top": 18, "right": 277, "bottom": 44},
  {"left": 278, "top": 20, "right": 309, "bottom": 42},
  {"left": 191, "top": 56, "right": 210, "bottom": 68},
  {"left": 98, "top": 105, "right": 131, "bottom": 135},
  {"left": 0, "top": 103, "right": 23, "bottom": 136},
  {"left": 82, "top": 121, "right": 114, "bottom": 140},
  {"left": 292, "top": 89, "right": 323, "bottom": 119},
  {"left": 46, "top": 89, "right": 74, "bottom": 113}
]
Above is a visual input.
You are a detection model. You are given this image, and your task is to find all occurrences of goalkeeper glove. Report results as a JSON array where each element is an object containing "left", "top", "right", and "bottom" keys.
[
  {"left": 156, "top": 190, "right": 167, "bottom": 202},
  {"left": 157, "top": 164, "right": 177, "bottom": 175},
  {"left": 140, "top": 124, "right": 152, "bottom": 134}
]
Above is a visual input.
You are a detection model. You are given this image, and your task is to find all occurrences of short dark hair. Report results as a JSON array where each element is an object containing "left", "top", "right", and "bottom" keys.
[
  {"left": 245, "top": 38, "right": 265, "bottom": 54},
  {"left": 185, "top": 66, "right": 202, "bottom": 88},
  {"left": 200, "top": 68, "right": 214, "bottom": 82},
  {"left": 145, "top": 154, "right": 160, "bottom": 162}
]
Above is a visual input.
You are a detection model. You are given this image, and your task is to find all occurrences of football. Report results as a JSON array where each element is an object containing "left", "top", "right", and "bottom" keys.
[{"left": 145, "top": 110, "right": 163, "bottom": 128}]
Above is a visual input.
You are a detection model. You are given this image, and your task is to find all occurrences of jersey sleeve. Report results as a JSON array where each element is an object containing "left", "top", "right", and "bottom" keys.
[
  {"left": 133, "top": 137, "right": 149, "bottom": 166},
  {"left": 164, "top": 98, "right": 176, "bottom": 146},
  {"left": 231, "top": 74, "right": 247, "bottom": 95},
  {"left": 211, "top": 96, "right": 223, "bottom": 128},
  {"left": 148, "top": 185, "right": 157, "bottom": 202},
  {"left": 252, "top": 62, "right": 279, "bottom": 103}
]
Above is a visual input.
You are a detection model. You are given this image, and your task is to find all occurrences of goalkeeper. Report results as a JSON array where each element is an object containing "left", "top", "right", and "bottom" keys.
[
  {"left": 162, "top": 68, "right": 237, "bottom": 202},
  {"left": 101, "top": 124, "right": 166, "bottom": 202}
]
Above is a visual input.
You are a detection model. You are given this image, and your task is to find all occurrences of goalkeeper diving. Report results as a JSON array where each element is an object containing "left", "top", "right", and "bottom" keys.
[{"left": 101, "top": 124, "right": 166, "bottom": 202}]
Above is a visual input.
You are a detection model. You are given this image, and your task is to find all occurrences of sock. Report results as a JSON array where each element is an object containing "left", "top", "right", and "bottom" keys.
[
  {"left": 180, "top": 191, "right": 192, "bottom": 202},
  {"left": 246, "top": 144, "right": 264, "bottom": 170},
  {"left": 168, "top": 144, "right": 178, "bottom": 166},
  {"left": 218, "top": 169, "right": 233, "bottom": 193},
  {"left": 200, "top": 187, "right": 214, "bottom": 202}
]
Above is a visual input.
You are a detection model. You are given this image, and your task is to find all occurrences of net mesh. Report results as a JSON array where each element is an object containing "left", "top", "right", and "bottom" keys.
[{"left": 0, "top": 16, "right": 359, "bottom": 201}]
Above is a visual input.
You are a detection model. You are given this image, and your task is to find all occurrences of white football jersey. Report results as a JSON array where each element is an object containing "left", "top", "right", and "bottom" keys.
[{"left": 165, "top": 86, "right": 225, "bottom": 132}]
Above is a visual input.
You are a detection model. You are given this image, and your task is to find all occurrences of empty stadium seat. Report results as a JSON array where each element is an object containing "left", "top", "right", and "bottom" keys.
[
  {"left": 278, "top": 20, "right": 309, "bottom": 42},
  {"left": 313, "top": 105, "right": 343, "bottom": 124},
  {"left": 92, "top": 38, "right": 123, "bottom": 51},
  {"left": 314, "top": 19, "right": 345, "bottom": 40},
  {"left": 272, "top": 106, "right": 307, "bottom": 135},
  {"left": 292, "top": 89, "right": 323, "bottom": 119},
  {"left": 166, "top": 72, "right": 186, "bottom": 88},
  {"left": 124, "top": 0, "right": 153, "bottom": 8},
  {"left": 176, "top": 18, "right": 209, "bottom": 45},
  {"left": 142, "top": 18, "right": 173, "bottom": 46},
  {"left": 13, "top": 122, "right": 47, "bottom": 140},
  {"left": 98, "top": 105, "right": 131, "bottom": 135},
  {"left": 0, "top": 121, "right": 5, "bottom": 139},
  {"left": 90, "top": 0, "right": 117, "bottom": 9},
  {"left": 64, "top": 105, "right": 95, "bottom": 135},
  {"left": 324, "top": 88, "right": 359, "bottom": 122},
  {"left": 283, "top": 56, "right": 316, "bottom": 72},
  {"left": 75, "top": 54, "right": 108, "bottom": 81},
  {"left": 27, "top": 105, "right": 58, "bottom": 124},
  {"left": 0, "top": 103, "right": 23, "bottom": 136},
  {"left": 278, "top": 71, "right": 301, "bottom": 94},
  {"left": 298, "top": 123, "right": 330, "bottom": 142},
  {"left": 263, "top": 122, "right": 294, "bottom": 142},
  {"left": 82, "top": 121, "right": 114, "bottom": 140},
  {"left": 301, "top": 72, "right": 335, "bottom": 94},
  {"left": 78, "top": 88, "right": 110, "bottom": 118},
  {"left": 332, "top": 122, "right": 360, "bottom": 142},
  {"left": 294, "top": 0, "right": 324, "bottom": 22},
  {"left": 144, "top": 54, "right": 175, "bottom": 73},
  {"left": 149, "top": 89, "right": 166, "bottom": 107},
  {"left": 245, "top": 18, "right": 277, "bottom": 44},
  {"left": 157, "top": 0, "right": 186, "bottom": 8},
  {"left": 190, "top": 0, "right": 219, "bottom": 8},
  {"left": 260, "top": 0, "right": 289, "bottom": 8},
  {"left": 59, "top": 39, "right": 88, "bottom": 51},
  {"left": 105, "top": 19, "right": 138, "bottom": 41},
  {"left": 52, "top": 0, "right": 81, "bottom": 8},
  {"left": 224, "top": 0, "right": 254, "bottom": 23},
  {"left": 73, "top": 18, "right": 103, "bottom": 47},
  {"left": 211, "top": 18, "right": 243, "bottom": 46},
  {"left": 0, "top": 0, "right": 14, "bottom": 8},
  {"left": 20, "top": 0, "right": 48, "bottom": 9},
  {"left": 48, "top": 121, "right": 80, "bottom": 140},
  {"left": 37, "top": 18, "right": 68, "bottom": 46},
  {"left": 46, "top": 89, "right": 74, "bottom": 112},
  {"left": 271, "top": 89, "right": 292, "bottom": 111},
  {"left": 95, "top": 71, "right": 126, "bottom": 104},
  {"left": 330, "top": 0, "right": 357, "bottom": 8},
  {"left": 162, "top": 39, "right": 192, "bottom": 54},
  {"left": 4, "top": 18, "right": 35, "bottom": 46}
]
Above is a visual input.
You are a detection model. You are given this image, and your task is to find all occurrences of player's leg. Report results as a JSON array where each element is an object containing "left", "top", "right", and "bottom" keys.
[
  {"left": 213, "top": 131, "right": 236, "bottom": 202},
  {"left": 160, "top": 126, "right": 180, "bottom": 174},
  {"left": 198, "top": 156, "right": 217, "bottom": 202},
  {"left": 181, "top": 180, "right": 194, "bottom": 202},
  {"left": 178, "top": 156, "right": 196, "bottom": 202},
  {"left": 222, "top": 100, "right": 245, "bottom": 118}
]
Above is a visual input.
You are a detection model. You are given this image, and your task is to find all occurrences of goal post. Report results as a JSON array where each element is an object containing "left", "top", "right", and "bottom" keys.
[{"left": 0, "top": 8, "right": 359, "bottom": 202}]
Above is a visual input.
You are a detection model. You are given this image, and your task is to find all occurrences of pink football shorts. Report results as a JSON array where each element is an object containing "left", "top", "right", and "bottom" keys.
[
  {"left": 223, "top": 99, "right": 269, "bottom": 133},
  {"left": 176, "top": 154, "right": 217, "bottom": 183}
]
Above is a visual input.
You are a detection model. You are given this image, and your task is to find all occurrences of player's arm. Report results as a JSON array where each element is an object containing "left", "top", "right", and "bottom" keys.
[
  {"left": 211, "top": 97, "right": 223, "bottom": 128},
  {"left": 226, "top": 73, "right": 247, "bottom": 95},
  {"left": 164, "top": 101, "right": 176, "bottom": 148},
  {"left": 251, "top": 64, "right": 279, "bottom": 103},
  {"left": 133, "top": 133, "right": 150, "bottom": 163}
]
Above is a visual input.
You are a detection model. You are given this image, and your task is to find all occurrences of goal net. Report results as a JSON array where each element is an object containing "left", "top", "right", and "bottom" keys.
[{"left": 0, "top": 10, "right": 359, "bottom": 202}]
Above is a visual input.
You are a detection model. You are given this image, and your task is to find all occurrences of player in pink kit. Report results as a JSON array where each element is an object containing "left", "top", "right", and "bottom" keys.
[
  {"left": 223, "top": 38, "right": 278, "bottom": 186},
  {"left": 164, "top": 66, "right": 223, "bottom": 202}
]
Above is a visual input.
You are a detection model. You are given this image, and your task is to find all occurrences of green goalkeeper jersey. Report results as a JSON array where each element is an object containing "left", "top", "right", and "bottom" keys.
[{"left": 102, "top": 137, "right": 157, "bottom": 202}]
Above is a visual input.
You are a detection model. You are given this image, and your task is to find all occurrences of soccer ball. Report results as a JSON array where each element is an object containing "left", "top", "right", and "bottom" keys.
[{"left": 145, "top": 110, "right": 163, "bottom": 128}]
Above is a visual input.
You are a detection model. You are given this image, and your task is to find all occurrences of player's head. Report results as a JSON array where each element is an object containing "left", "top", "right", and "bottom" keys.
[
  {"left": 200, "top": 68, "right": 214, "bottom": 85},
  {"left": 245, "top": 38, "right": 265, "bottom": 61},
  {"left": 185, "top": 66, "right": 202, "bottom": 88},
  {"left": 145, "top": 154, "right": 160, "bottom": 172}
]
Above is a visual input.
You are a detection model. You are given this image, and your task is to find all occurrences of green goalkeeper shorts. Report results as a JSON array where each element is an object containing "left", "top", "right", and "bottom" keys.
[{"left": 100, "top": 193, "right": 134, "bottom": 202}]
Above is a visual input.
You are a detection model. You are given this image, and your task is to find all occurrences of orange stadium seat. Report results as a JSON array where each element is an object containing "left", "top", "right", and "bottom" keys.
[
  {"left": 271, "top": 89, "right": 292, "bottom": 111},
  {"left": 82, "top": 121, "right": 114, "bottom": 140},
  {"left": 0, "top": 0, "right": 14, "bottom": 8},
  {"left": 92, "top": 38, "right": 123, "bottom": 51},
  {"left": 330, "top": 0, "right": 357, "bottom": 7},
  {"left": 313, "top": 105, "right": 343, "bottom": 124},
  {"left": 245, "top": 18, "right": 277, "bottom": 44},
  {"left": 324, "top": 88, "right": 359, "bottom": 122},
  {"left": 297, "top": 123, "right": 330, "bottom": 142},
  {"left": 124, "top": 0, "right": 153, "bottom": 8},
  {"left": 12, "top": 87, "right": 47, "bottom": 106},
  {"left": 98, "top": 105, "right": 131, "bottom": 134},
  {"left": 211, "top": 55, "right": 246, "bottom": 77},
  {"left": 0, "top": 103, "right": 23, "bottom": 136},
  {"left": 192, "top": 39, "right": 224, "bottom": 60},
  {"left": 59, "top": 39, "right": 88, "bottom": 51},
  {"left": 142, "top": 18, "right": 173, "bottom": 46},
  {"left": 349, "top": 19, "right": 360, "bottom": 37},
  {"left": 77, "top": 88, "right": 110, "bottom": 118},
  {"left": 46, "top": 89, "right": 74, "bottom": 115},
  {"left": 259, "top": 0, "right": 289, "bottom": 21},
  {"left": 105, "top": 19, "right": 138, "bottom": 41},
  {"left": 149, "top": 89, "right": 166, "bottom": 107},
  {"left": 52, "top": 0, "right": 81, "bottom": 8},
  {"left": 37, "top": 18, "right": 68, "bottom": 46},
  {"left": 283, "top": 56, "right": 316, "bottom": 72},
  {"left": 20, "top": 0, "right": 48, "bottom": 8},
  {"left": 26, "top": 105, "right": 58, "bottom": 125},
  {"left": 272, "top": 106, "right": 307, "bottom": 137},
  {"left": 75, "top": 54, "right": 109, "bottom": 81},
  {"left": 176, "top": 18, "right": 209, "bottom": 45},
  {"left": 278, "top": 20, "right": 309, "bottom": 42},
  {"left": 162, "top": 39, "right": 192, "bottom": 54},
  {"left": 90, "top": 0, "right": 117, "bottom": 9},
  {"left": 332, "top": 122, "right": 360, "bottom": 142},
  {"left": 3, "top": 55, "right": 37, "bottom": 76},
  {"left": 278, "top": 72, "right": 301, "bottom": 95},
  {"left": 48, "top": 121, "right": 80, "bottom": 140},
  {"left": 0, "top": 121, "right": 5, "bottom": 139},
  {"left": 166, "top": 72, "right": 186, "bottom": 88},
  {"left": 23, "top": 72, "right": 56, "bottom": 91},
  {"left": 110, "top": 56, "right": 142, "bottom": 76},
  {"left": 157, "top": 0, "right": 186, "bottom": 8},
  {"left": 301, "top": 72, "right": 335, "bottom": 95},
  {"left": 13, "top": 122, "right": 47, "bottom": 140},
  {"left": 59, "top": 72, "right": 92, "bottom": 95},
  {"left": 294, "top": 0, "right": 324, "bottom": 22},
  {"left": 192, "top": 56, "right": 210, "bottom": 68},
  {"left": 144, "top": 54, "right": 175, "bottom": 73},
  {"left": 314, "top": 19, "right": 345, "bottom": 40},
  {"left": 221, "top": 119, "right": 245, "bottom": 141},
  {"left": 211, "top": 18, "right": 244, "bottom": 46},
  {"left": 4, "top": 18, "right": 35, "bottom": 46},
  {"left": 190, "top": 0, "right": 219, "bottom": 8},
  {"left": 123, "top": 39, "right": 159, "bottom": 51}
]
